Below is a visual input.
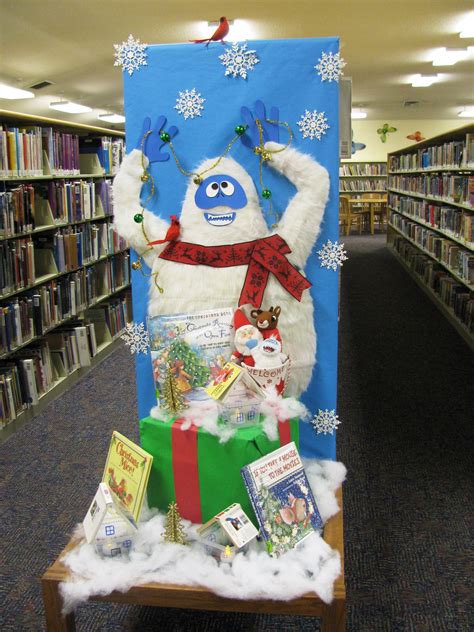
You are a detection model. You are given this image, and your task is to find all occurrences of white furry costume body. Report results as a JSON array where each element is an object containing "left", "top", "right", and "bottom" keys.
[{"left": 113, "top": 143, "right": 329, "bottom": 396}]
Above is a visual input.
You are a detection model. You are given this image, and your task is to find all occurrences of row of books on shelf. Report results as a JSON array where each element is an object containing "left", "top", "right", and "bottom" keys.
[
  {"left": 0, "top": 179, "right": 114, "bottom": 237},
  {"left": 389, "top": 211, "right": 474, "bottom": 285},
  {"left": 0, "top": 230, "right": 129, "bottom": 297},
  {"left": 47, "top": 178, "right": 113, "bottom": 224},
  {"left": 0, "top": 261, "right": 131, "bottom": 356},
  {"left": 0, "top": 125, "right": 43, "bottom": 177},
  {"left": 388, "top": 174, "right": 474, "bottom": 207},
  {"left": 340, "top": 180, "right": 386, "bottom": 192},
  {"left": 388, "top": 193, "right": 473, "bottom": 246},
  {"left": 391, "top": 236, "right": 473, "bottom": 333},
  {"left": 388, "top": 134, "right": 474, "bottom": 172},
  {"left": 0, "top": 125, "right": 124, "bottom": 177},
  {"left": 339, "top": 163, "right": 387, "bottom": 176},
  {"left": 80, "top": 136, "right": 125, "bottom": 177},
  {"left": 0, "top": 296, "right": 132, "bottom": 425}
]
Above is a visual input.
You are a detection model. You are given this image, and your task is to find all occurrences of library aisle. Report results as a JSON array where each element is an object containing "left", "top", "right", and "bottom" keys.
[{"left": 1, "top": 235, "right": 472, "bottom": 631}]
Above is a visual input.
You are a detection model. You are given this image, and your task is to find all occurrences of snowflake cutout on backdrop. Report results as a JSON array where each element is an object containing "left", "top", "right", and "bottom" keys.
[
  {"left": 113, "top": 35, "right": 148, "bottom": 76},
  {"left": 120, "top": 322, "right": 149, "bottom": 355},
  {"left": 317, "top": 240, "right": 348, "bottom": 271},
  {"left": 175, "top": 88, "right": 205, "bottom": 120},
  {"left": 297, "top": 110, "right": 329, "bottom": 141},
  {"left": 312, "top": 409, "right": 341, "bottom": 435},
  {"left": 315, "top": 51, "right": 346, "bottom": 83},
  {"left": 219, "top": 42, "right": 260, "bottom": 79}
]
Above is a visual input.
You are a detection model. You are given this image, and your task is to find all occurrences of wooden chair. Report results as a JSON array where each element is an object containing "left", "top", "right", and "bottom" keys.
[
  {"left": 361, "top": 193, "right": 387, "bottom": 232},
  {"left": 339, "top": 195, "right": 370, "bottom": 236}
]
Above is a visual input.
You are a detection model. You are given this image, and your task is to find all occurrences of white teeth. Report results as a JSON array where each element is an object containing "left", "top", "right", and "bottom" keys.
[{"left": 204, "top": 211, "right": 236, "bottom": 226}]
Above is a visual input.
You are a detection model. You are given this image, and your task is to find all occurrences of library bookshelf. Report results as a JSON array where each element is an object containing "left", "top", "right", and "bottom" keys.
[
  {"left": 386, "top": 123, "right": 473, "bottom": 349},
  {"left": 339, "top": 161, "right": 387, "bottom": 195},
  {"left": 0, "top": 110, "right": 132, "bottom": 437}
]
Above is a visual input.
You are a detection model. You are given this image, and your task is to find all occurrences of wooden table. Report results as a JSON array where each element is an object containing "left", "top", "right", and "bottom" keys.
[
  {"left": 348, "top": 197, "right": 387, "bottom": 234},
  {"left": 42, "top": 489, "right": 345, "bottom": 632}
]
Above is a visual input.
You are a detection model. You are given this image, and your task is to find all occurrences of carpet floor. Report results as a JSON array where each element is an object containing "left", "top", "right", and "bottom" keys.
[{"left": 0, "top": 234, "right": 472, "bottom": 631}]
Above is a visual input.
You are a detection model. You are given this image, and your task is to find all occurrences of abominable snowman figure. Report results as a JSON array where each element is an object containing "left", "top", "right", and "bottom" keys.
[{"left": 113, "top": 107, "right": 329, "bottom": 397}]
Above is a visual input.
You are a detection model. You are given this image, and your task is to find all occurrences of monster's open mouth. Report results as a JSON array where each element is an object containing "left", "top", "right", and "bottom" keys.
[{"left": 204, "top": 211, "right": 236, "bottom": 226}]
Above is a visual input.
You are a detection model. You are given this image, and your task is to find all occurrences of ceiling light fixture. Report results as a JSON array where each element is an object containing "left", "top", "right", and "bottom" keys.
[
  {"left": 432, "top": 47, "right": 469, "bottom": 66},
  {"left": 459, "top": 12, "right": 474, "bottom": 38},
  {"left": 98, "top": 113, "right": 125, "bottom": 124},
  {"left": 49, "top": 100, "right": 92, "bottom": 114},
  {"left": 0, "top": 82, "right": 35, "bottom": 100},
  {"left": 351, "top": 109, "right": 367, "bottom": 119},
  {"left": 458, "top": 106, "right": 474, "bottom": 118},
  {"left": 411, "top": 74, "right": 438, "bottom": 87}
]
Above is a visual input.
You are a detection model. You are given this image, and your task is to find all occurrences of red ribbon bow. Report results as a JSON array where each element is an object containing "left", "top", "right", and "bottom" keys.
[{"left": 159, "top": 234, "right": 312, "bottom": 308}]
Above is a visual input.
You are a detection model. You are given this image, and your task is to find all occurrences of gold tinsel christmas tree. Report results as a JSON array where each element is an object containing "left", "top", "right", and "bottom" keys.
[
  {"left": 162, "top": 364, "right": 188, "bottom": 415},
  {"left": 162, "top": 502, "right": 187, "bottom": 545}
]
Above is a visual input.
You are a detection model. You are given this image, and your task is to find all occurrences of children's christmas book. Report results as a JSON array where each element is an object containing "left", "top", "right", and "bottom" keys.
[
  {"left": 102, "top": 431, "right": 153, "bottom": 522},
  {"left": 147, "top": 307, "right": 234, "bottom": 405},
  {"left": 241, "top": 442, "right": 323, "bottom": 556}
]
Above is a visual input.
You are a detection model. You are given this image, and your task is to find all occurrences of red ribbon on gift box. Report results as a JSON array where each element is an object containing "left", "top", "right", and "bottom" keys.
[{"left": 171, "top": 418, "right": 293, "bottom": 524}]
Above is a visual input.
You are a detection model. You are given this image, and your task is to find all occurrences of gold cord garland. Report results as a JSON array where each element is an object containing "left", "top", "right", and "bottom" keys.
[{"left": 132, "top": 117, "right": 293, "bottom": 291}]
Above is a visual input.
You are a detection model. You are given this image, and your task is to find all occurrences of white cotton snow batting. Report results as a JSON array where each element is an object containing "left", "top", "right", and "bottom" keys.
[{"left": 60, "top": 459, "right": 346, "bottom": 613}]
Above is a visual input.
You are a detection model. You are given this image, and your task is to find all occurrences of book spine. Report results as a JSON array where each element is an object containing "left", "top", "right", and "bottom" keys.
[{"left": 240, "top": 466, "right": 270, "bottom": 545}]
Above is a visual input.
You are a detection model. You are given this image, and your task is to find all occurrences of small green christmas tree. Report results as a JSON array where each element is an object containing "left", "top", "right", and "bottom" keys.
[
  {"left": 168, "top": 339, "right": 210, "bottom": 388},
  {"left": 162, "top": 502, "right": 187, "bottom": 545},
  {"left": 162, "top": 364, "right": 188, "bottom": 414}
]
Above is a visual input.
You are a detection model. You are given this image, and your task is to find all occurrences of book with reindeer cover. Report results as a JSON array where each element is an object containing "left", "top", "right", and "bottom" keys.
[
  {"left": 102, "top": 431, "right": 153, "bottom": 522},
  {"left": 241, "top": 442, "right": 323, "bottom": 557}
]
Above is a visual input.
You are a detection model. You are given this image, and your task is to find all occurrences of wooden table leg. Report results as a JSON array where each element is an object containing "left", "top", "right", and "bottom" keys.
[
  {"left": 322, "top": 597, "right": 346, "bottom": 632},
  {"left": 42, "top": 577, "right": 76, "bottom": 632}
]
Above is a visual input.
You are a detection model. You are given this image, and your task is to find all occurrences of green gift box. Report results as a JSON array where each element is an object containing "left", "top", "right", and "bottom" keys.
[{"left": 139, "top": 415, "right": 299, "bottom": 524}]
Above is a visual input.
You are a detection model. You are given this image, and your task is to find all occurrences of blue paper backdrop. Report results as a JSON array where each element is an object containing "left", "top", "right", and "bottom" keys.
[{"left": 123, "top": 37, "right": 340, "bottom": 460}]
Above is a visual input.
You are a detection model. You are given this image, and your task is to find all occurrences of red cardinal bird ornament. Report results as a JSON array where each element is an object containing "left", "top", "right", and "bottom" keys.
[
  {"left": 191, "top": 16, "right": 230, "bottom": 46},
  {"left": 148, "top": 215, "right": 181, "bottom": 246}
]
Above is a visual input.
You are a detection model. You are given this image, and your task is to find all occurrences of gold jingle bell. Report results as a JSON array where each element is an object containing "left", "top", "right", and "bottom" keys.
[
  {"left": 132, "top": 260, "right": 142, "bottom": 270},
  {"left": 193, "top": 176, "right": 202, "bottom": 185},
  {"left": 141, "top": 172, "right": 150, "bottom": 182}
]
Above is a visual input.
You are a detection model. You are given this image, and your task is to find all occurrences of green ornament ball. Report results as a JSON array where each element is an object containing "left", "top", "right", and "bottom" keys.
[
  {"left": 134, "top": 213, "right": 144, "bottom": 223},
  {"left": 160, "top": 131, "right": 171, "bottom": 143},
  {"left": 235, "top": 125, "right": 246, "bottom": 136},
  {"left": 262, "top": 188, "right": 272, "bottom": 199}
]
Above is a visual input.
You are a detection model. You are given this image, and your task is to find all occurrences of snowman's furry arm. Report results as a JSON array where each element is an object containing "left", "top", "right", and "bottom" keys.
[
  {"left": 266, "top": 141, "right": 330, "bottom": 267},
  {"left": 112, "top": 149, "right": 168, "bottom": 264}
]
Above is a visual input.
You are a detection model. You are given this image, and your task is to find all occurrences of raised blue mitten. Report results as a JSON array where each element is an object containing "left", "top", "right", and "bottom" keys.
[
  {"left": 240, "top": 100, "right": 280, "bottom": 148},
  {"left": 135, "top": 116, "right": 179, "bottom": 162}
]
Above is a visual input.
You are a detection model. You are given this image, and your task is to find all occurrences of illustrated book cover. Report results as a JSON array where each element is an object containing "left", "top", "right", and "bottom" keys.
[
  {"left": 147, "top": 307, "right": 234, "bottom": 405},
  {"left": 101, "top": 431, "right": 153, "bottom": 522},
  {"left": 241, "top": 442, "right": 323, "bottom": 556}
]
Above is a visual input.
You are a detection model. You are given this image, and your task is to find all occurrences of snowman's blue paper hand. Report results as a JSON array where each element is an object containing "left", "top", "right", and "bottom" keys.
[
  {"left": 135, "top": 116, "right": 179, "bottom": 162},
  {"left": 240, "top": 100, "right": 280, "bottom": 148}
]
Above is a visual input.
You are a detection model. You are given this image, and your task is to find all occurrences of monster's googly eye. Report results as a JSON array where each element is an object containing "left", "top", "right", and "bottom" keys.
[
  {"left": 220, "top": 181, "right": 235, "bottom": 196},
  {"left": 205, "top": 182, "right": 220, "bottom": 198}
]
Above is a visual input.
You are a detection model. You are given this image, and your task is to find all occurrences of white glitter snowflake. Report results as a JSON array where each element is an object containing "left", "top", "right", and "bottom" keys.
[
  {"left": 297, "top": 110, "right": 329, "bottom": 141},
  {"left": 113, "top": 35, "right": 148, "bottom": 76},
  {"left": 174, "top": 88, "right": 205, "bottom": 120},
  {"left": 120, "top": 321, "right": 149, "bottom": 355},
  {"left": 315, "top": 51, "right": 346, "bottom": 83},
  {"left": 312, "top": 409, "right": 341, "bottom": 435},
  {"left": 219, "top": 42, "right": 260, "bottom": 79},
  {"left": 317, "top": 240, "right": 348, "bottom": 271}
]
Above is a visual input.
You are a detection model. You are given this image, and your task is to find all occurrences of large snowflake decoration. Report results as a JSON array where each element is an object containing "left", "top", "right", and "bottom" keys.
[
  {"left": 317, "top": 240, "right": 348, "bottom": 271},
  {"left": 113, "top": 35, "right": 148, "bottom": 76},
  {"left": 315, "top": 51, "right": 346, "bottom": 83},
  {"left": 174, "top": 88, "right": 205, "bottom": 120},
  {"left": 297, "top": 110, "right": 329, "bottom": 141},
  {"left": 312, "top": 409, "right": 341, "bottom": 435},
  {"left": 120, "top": 321, "right": 149, "bottom": 355},
  {"left": 219, "top": 42, "right": 260, "bottom": 79}
]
